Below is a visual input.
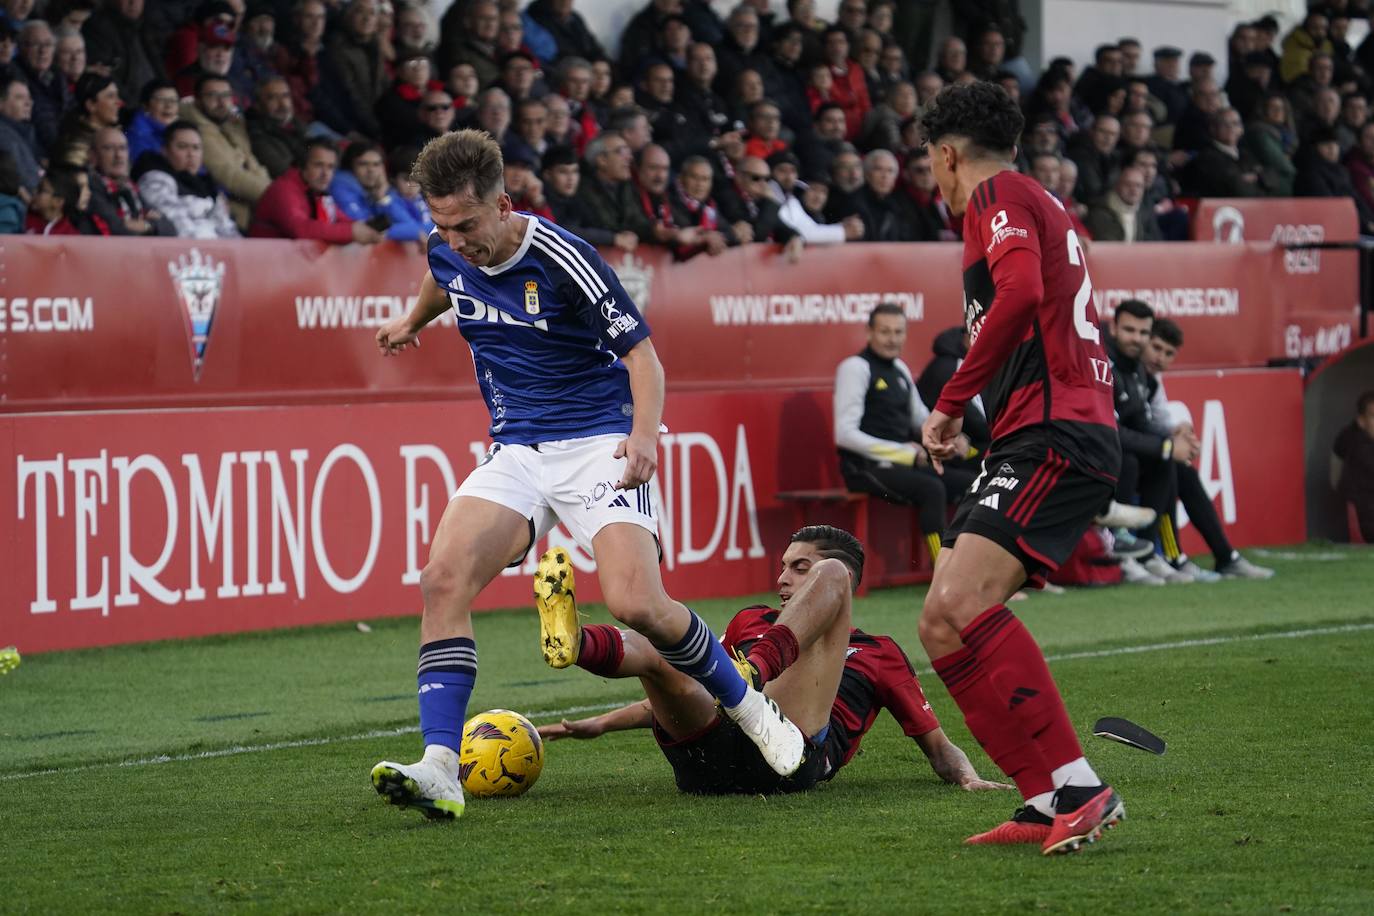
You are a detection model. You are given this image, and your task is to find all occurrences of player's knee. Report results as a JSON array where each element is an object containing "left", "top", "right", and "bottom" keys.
[
  {"left": 922, "top": 579, "right": 977, "bottom": 629},
  {"left": 602, "top": 584, "right": 667, "bottom": 632},
  {"left": 419, "top": 559, "right": 477, "bottom": 610}
]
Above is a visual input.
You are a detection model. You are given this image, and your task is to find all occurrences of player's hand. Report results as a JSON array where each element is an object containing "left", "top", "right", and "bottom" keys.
[
  {"left": 376, "top": 317, "right": 420, "bottom": 356},
  {"left": 614, "top": 230, "right": 639, "bottom": 252},
  {"left": 537, "top": 717, "right": 606, "bottom": 740},
  {"left": 958, "top": 775, "right": 1015, "bottom": 792},
  {"left": 1171, "top": 429, "right": 1198, "bottom": 464},
  {"left": 352, "top": 221, "right": 383, "bottom": 244},
  {"left": 614, "top": 431, "right": 659, "bottom": 489},
  {"left": 921, "top": 409, "right": 964, "bottom": 475},
  {"left": 911, "top": 443, "right": 930, "bottom": 469}
]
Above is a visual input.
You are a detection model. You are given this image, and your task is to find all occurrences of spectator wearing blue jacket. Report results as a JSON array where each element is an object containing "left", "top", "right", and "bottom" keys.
[
  {"left": 327, "top": 140, "right": 432, "bottom": 242},
  {"left": 127, "top": 79, "right": 182, "bottom": 168}
]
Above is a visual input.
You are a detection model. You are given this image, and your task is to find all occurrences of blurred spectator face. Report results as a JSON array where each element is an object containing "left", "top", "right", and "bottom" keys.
[
  {"left": 544, "top": 93, "right": 571, "bottom": 136},
  {"left": 1263, "top": 94, "right": 1289, "bottom": 126},
  {"left": 832, "top": 151, "right": 862, "bottom": 192},
  {"left": 1090, "top": 115, "right": 1120, "bottom": 154},
  {"left": 857, "top": 30, "right": 882, "bottom": 72},
  {"left": 503, "top": 160, "right": 535, "bottom": 197},
  {"left": 1030, "top": 153, "right": 1060, "bottom": 191},
  {"left": 748, "top": 103, "right": 781, "bottom": 140},
  {"left": 302, "top": 144, "right": 337, "bottom": 193},
  {"left": 1316, "top": 88, "right": 1340, "bottom": 125},
  {"left": 351, "top": 146, "right": 386, "bottom": 192},
  {"left": 145, "top": 84, "right": 181, "bottom": 125},
  {"left": 1055, "top": 158, "right": 1078, "bottom": 199},
  {"left": 1342, "top": 94, "right": 1367, "bottom": 128},
  {"left": 295, "top": 0, "right": 327, "bottom": 45},
  {"left": 680, "top": 159, "right": 714, "bottom": 201},
  {"left": 790, "top": 0, "right": 816, "bottom": 26},
  {"left": 245, "top": 12, "right": 274, "bottom": 49},
  {"left": 621, "top": 113, "right": 651, "bottom": 151},
  {"left": 1121, "top": 111, "right": 1152, "bottom": 148},
  {"left": 880, "top": 45, "right": 905, "bottom": 78},
  {"left": 738, "top": 156, "right": 771, "bottom": 199},
  {"left": 1125, "top": 79, "right": 1150, "bottom": 113},
  {"left": 687, "top": 43, "right": 716, "bottom": 87},
  {"left": 905, "top": 151, "right": 935, "bottom": 192},
  {"left": 635, "top": 144, "right": 670, "bottom": 194},
  {"left": 503, "top": 55, "right": 535, "bottom": 97},
  {"left": 1026, "top": 119, "right": 1059, "bottom": 154},
  {"left": 1192, "top": 79, "right": 1221, "bottom": 113},
  {"left": 1131, "top": 149, "right": 1159, "bottom": 188},
  {"left": 1244, "top": 59, "right": 1271, "bottom": 89},
  {"left": 866, "top": 310, "right": 905, "bottom": 359},
  {"left": 1144, "top": 334, "right": 1177, "bottom": 374},
  {"left": 397, "top": 55, "right": 430, "bottom": 89},
  {"left": 771, "top": 158, "right": 798, "bottom": 192},
  {"left": 727, "top": 9, "right": 759, "bottom": 52},
  {"left": 345, "top": 0, "right": 379, "bottom": 41},
  {"left": 608, "top": 85, "right": 634, "bottom": 108},
  {"left": 837, "top": 0, "right": 866, "bottom": 34},
  {"left": 399, "top": 6, "right": 433, "bottom": 51},
  {"left": 869, "top": 3, "right": 893, "bottom": 34},
  {"left": 115, "top": 0, "right": 143, "bottom": 19},
  {"left": 1045, "top": 77, "right": 1071, "bottom": 112},
  {"left": 802, "top": 179, "right": 828, "bottom": 213},
  {"left": 478, "top": 90, "right": 511, "bottom": 136},
  {"left": 469, "top": 1, "right": 499, "bottom": 43},
  {"left": 165, "top": 126, "right": 203, "bottom": 173},
  {"left": 86, "top": 80, "right": 122, "bottom": 126},
  {"left": 19, "top": 23, "right": 55, "bottom": 73},
  {"left": 890, "top": 82, "right": 917, "bottom": 116},
  {"left": 736, "top": 69, "right": 764, "bottom": 105},
  {"left": 1331, "top": 16, "right": 1350, "bottom": 43},
  {"left": 595, "top": 133, "right": 632, "bottom": 182},
  {"left": 1316, "top": 138, "right": 1341, "bottom": 164},
  {"left": 1119, "top": 41, "right": 1141, "bottom": 74},
  {"left": 823, "top": 30, "right": 849, "bottom": 67},
  {"left": 562, "top": 64, "right": 591, "bottom": 101},
  {"left": 257, "top": 78, "right": 293, "bottom": 122},
  {"left": 809, "top": 63, "right": 833, "bottom": 94},
  {"left": 1359, "top": 122, "right": 1374, "bottom": 159},
  {"left": 93, "top": 127, "right": 130, "bottom": 178},
  {"left": 448, "top": 63, "right": 479, "bottom": 100},
  {"left": 1210, "top": 109, "right": 1242, "bottom": 147},
  {"left": 544, "top": 160, "right": 579, "bottom": 197},
  {"left": 517, "top": 100, "right": 546, "bottom": 142},
  {"left": 590, "top": 60, "right": 612, "bottom": 97},
  {"left": 495, "top": 11, "right": 523, "bottom": 54},
  {"left": 0, "top": 30, "right": 14, "bottom": 65},
  {"left": 1155, "top": 54, "right": 1180, "bottom": 82},
  {"left": 56, "top": 32, "right": 85, "bottom": 82},
  {"left": 816, "top": 106, "right": 846, "bottom": 140},
  {"left": 1311, "top": 54, "right": 1334, "bottom": 87},
  {"left": 1304, "top": 13, "right": 1328, "bottom": 43},
  {"left": 5, "top": 0, "right": 34, "bottom": 22},
  {"left": 201, "top": 42, "right": 233, "bottom": 76},
  {"left": 915, "top": 71, "right": 942, "bottom": 105},
  {"left": 774, "top": 28, "right": 803, "bottom": 66},
  {"left": 1229, "top": 26, "right": 1256, "bottom": 57},
  {"left": 661, "top": 19, "right": 691, "bottom": 57},
  {"left": 1098, "top": 47, "right": 1124, "bottom": 76},
  {"left": 1115, "top": 166, "right": 1145, "bottom": 206},
  {"left": 864, "top": 151, "right": 898, "bottom": 195},
  {"left": 31, "top": 177, "right": 63, "bottom": 221},
  {"left": 997, "top": 75, "right": 1019, "bottom": 102},
  {"left": 197, "top": 78, "right": 234, "bottom": 123},
  {"left": 977, "top": 29, "right": 1005, "bottom": 69},
  {"left": 644, "top": 64, "right": 674, "bottom": 104},
  {"left": 937, "top": 37, "right": 965, "bottom": 74},
  {"left": 1111, "top": 307, "right": 1151, "bottom": 358},
  {"left": 420, "top": 91, "right": 455, "bottom": 132}
]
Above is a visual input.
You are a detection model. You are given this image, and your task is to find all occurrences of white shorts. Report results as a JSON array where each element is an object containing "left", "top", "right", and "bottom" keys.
[{"left": 454, "top": 433, "right": 658, "bottom": 562}]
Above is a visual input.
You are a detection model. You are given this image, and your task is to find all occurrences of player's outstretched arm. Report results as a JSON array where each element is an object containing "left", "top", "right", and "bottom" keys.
[
  {"left": 537, "top": 700, "right": 653, "bottom": 741},
  {"left": 376, "top": 270, "right": 451, "bottom": 356},
  {"left": 915, "top": 728, "right": 1014, "bottom": 791},
  {"left": 615, "top": 338, "right": 665, "bottom": 490}
]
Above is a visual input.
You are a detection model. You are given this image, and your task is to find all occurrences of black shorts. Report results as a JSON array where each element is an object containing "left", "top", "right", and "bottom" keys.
[
  {"left": 653, "top": 714, "right": 832, "bottom": 795},
  {"left": 942, "top": 437, "right": 1114, "bottom": 581}
]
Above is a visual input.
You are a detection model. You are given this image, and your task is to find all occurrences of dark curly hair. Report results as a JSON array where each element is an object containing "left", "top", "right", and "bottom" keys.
[
  {"left": 790, "top": 526, "right": 865, "bottom": 593},
  {"left": 919, "top": 81, "right": 1025, "bottom": 158}
]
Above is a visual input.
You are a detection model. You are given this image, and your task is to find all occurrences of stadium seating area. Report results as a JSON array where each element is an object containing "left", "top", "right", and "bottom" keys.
[{"left": 2, "top": 0, "right": 1373, "bottom": 247}]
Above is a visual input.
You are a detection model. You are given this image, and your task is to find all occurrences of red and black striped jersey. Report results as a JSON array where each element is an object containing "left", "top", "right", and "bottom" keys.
[
  {"left": 935, "top": 170, "right": 1119, "bottom": 478},
  {"left": 723, "top": 606, "right": 940, "bottom": 766}
]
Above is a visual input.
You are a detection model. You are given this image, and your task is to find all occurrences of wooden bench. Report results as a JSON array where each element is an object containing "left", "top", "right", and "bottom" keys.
[{"left": 775, "top": 488, "right": 933, "bottom": 595}]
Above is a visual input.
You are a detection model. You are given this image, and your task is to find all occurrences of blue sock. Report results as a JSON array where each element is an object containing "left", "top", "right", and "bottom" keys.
[
  {"left": 658, "top": 610, "right": 747, "bottom": 707},
  {"left": 417, "top": 636, "right": 476, "bottom": 751}
]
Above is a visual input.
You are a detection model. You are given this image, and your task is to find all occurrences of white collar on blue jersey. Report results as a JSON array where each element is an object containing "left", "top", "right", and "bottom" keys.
[{"left": 480, "top": 213, "right": 538, "bottom": 276}]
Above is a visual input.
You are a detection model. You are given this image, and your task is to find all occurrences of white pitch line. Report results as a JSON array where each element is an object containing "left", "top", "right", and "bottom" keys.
[{"left": 7, "top": 622, "right": 1372, "bottom": 784}]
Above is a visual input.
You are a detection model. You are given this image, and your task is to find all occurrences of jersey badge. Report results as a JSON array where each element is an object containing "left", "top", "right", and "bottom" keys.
[
  {"left": 875, "top": 378, "right": 889, "bottom": 391},
  {"left": 523, "top": 280, "right": 540, "bottom": 314},
  {"left": 985, "top": 208, "right": 1029, "bottom": 253}
]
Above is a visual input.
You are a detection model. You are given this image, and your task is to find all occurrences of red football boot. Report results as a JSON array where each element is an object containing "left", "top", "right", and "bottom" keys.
[
  {"left": 1042, "top": 784, "right": 1125, "bottom": 855},
  {"left": 964, "top": 806, "right": 1053, "bottom": 845}
]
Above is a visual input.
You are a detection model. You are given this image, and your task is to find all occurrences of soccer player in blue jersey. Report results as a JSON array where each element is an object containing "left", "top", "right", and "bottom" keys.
[{"left": 368, "top": 129, "right": 805, "bottom": 820}]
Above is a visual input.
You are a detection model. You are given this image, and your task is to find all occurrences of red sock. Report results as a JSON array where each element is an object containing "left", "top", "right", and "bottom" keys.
[
  {"left": 575, "top": 624, "right": 624, "bottom": 677},
  {"left": 960, "top": 605, "right": 1084, "bottom": 770},
  {"left": 932, "top": 645, "right": 1054, "bottom": 799},
  {"left": 746, "top": 624, "right": 800, "bottom": 684}
]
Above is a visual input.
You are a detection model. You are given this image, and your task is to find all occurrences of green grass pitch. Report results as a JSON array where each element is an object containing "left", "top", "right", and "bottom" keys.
[{"left": 3, "top": 545, "right": 1372, "bottom": 914}]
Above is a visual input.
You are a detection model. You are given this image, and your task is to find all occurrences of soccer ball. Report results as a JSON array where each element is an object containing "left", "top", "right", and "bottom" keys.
[{"left": 459, "top": 709, "right": 545, "bottom": 798}]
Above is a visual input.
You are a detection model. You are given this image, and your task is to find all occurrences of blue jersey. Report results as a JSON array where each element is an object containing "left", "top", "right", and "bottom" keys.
[{"left": 427, "top": 214, "right": 652, "bottom": 445}]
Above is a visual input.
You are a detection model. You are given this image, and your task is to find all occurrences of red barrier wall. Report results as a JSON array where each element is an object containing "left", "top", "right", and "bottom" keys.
[{"left": 3, "top": 369, "right": 1304, "bottom": 653}]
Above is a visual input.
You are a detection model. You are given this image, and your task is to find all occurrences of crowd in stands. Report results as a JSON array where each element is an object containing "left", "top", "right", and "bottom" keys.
[{"left": 2, "top": 0, "right": 1373, "bottom": 249}]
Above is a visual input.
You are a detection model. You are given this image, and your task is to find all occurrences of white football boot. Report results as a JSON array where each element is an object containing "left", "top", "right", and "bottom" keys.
[
  {"left": 371, "top": 745, "right": 465, "bottom": 820},
  {"left": 722, "top": 685, "right": 806, "bottom": 776}
]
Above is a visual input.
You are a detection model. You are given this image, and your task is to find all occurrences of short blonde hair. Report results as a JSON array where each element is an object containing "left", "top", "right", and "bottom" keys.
[{"left": 411, "top": 128, "right": 504, "bottom": 201}]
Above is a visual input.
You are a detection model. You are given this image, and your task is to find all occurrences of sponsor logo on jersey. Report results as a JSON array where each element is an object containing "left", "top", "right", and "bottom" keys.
[
  {"left": 987, "top": 475, "right": 1020, "bottom": 491},
  {"left": 999, "top": 463, "right": 1016, "bottom": 475},
  {"left": 845, "top": 647, "right": 862, "bottom": 659},
  {"left": 985, "top": 208, "right": 1030, "bottom": 252},
  {"left": 979, "top": 492, "right": 1001, "bottom": 510},
  {"left": 168, "top": 248, "right": 226, "bottom": 379},
  {"left": 600, "top": 296, "right": 640, "bottom": 339},
  {"left": 523, "top": 280, "right": 540, "bottom": 314}
]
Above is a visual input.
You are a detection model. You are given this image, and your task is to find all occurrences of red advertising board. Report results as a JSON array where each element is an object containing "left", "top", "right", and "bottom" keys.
[
  {"left": 0, "top": 235, "right": 1353, "bottom": 413},
  {"left": 3, "top": 370, "right": 1304, "bottom": 654}
]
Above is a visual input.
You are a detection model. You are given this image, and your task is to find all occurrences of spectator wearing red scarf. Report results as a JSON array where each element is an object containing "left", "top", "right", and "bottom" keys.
[
  {"left": 743, "top": 100, "right": 788, "bottom": 160},
  {"left": 555, "top": 56, "right": 600, "bottom": 157},
  {"left": 632, "top": 143, "right": 705, "bottom": 260},
  {"left": 249, "top": 138, "right": 382, "bottom": 244},
  {"left": 820, "top": 26, "right": 870, "bottom": 141},
  {"left": 670, "top": 154, "right": 737, "bottom": 259}
]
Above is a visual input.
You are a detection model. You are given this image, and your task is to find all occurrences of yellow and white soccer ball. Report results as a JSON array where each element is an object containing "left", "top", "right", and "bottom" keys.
[{"left": 459, "top": 709, "right": 545, "bottom": 798}]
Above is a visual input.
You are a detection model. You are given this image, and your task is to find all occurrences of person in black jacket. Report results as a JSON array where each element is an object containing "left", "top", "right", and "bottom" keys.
[
  {"left": 1295, "top": 125, "right": 1374, "bottom": 232},
  {"left": 916, "top": 326, "right": 991, "bottom": 453}
]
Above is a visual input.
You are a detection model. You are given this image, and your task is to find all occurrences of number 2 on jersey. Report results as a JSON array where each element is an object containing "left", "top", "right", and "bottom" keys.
[{"left": 1065, "top": 229, "right": 1100, "bottom": 344}]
